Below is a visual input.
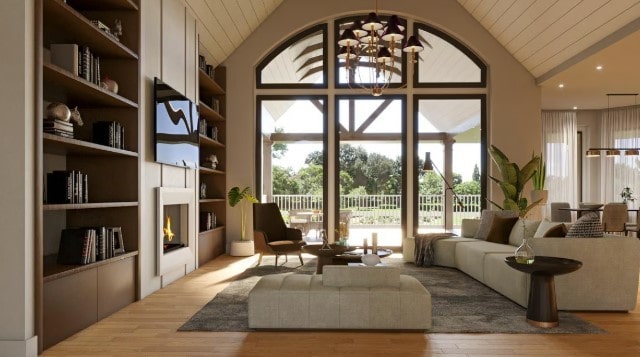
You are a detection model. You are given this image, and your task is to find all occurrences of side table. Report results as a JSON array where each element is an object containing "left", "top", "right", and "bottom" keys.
[{"left": 505, "top": 256, "right": 582, "bottom": 328}]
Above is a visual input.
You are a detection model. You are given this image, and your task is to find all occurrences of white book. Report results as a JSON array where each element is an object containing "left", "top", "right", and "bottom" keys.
[{"left": 50, "top": 43, "right": 79, "bottom": 76}]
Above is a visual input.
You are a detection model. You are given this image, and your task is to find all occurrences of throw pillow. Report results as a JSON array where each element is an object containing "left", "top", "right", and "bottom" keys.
[
  {"left": 508, "top": 218, "right": 542, "bottom": 246},
  {"left": 565, "top": 213, "right": 604, "bottom": 238},
  {"left": 486, "top": 216, "right": 519, "bottom": 244},
  {"left": 474, "top": 209, "right": 518, "bottom": 240},
  {"left": 543, "top": 223, "right": 568, "bottom": 237},
  {"left": 534, "top": 219, "right": 563, "bottom": 238}
]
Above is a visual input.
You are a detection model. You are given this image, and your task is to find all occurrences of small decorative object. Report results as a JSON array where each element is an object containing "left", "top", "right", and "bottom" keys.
[
  {"left": 361, "top": 254, "right": 381, "bottom": 266},
  {"left": 319, "top": 229, "right": 331, "bottom": 250},
  {"left": 203, "top": 154, "right": 218, "bottom": 169},
  {"left": 100, "top": 76, "right": 118, "bottom": 94},
  {"left": 70, "top": 106, "right": 83, "bottom": 126},
  {"left": 200, "top": 182, "right": 207, "bottom": 199},
  {"left": 621, "top": 187, "right": 635, "bottom": 204},
  {"left": 363, "top": 238, "right": 368, "bottom": 254},
  {"left": 113, "top": 19, "right": 122, "bottom": 41},
  {"left": 514, "top": 236, "right": 535, "bottom": 264},
  {"left": 45, "top": 102, "right": 71, "bottom": 122},
  {"left": 371, "top": 232, "right": 378, "bottom": 254}
]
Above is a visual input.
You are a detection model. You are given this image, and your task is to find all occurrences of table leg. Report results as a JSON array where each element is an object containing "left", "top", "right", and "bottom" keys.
[
  {"left": 526, "top": 272, "right": 558, "bottom": 328},
  {"left": 316, "top": 256, "right": 332, "bottom": 274}
]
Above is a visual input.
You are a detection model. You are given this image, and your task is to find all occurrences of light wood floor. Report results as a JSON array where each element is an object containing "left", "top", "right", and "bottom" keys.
[{"left": 43, "top": 254, "right": 640, "bottom": 357}]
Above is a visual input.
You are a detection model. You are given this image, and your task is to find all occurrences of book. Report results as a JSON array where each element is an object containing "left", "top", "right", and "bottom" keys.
[
  {"left": 43, "top": 119, "right": 73, "bottom": 131},
  {"left": 50, "top": 43, "right": 79, "bottom": 76},
  {"left": 44, "top": 128, "right": 74, "bottom": 138},
  {"left": 46, "top": 171, "right": 70, "bottom": 204},
  {"left": 57, "top": 228, "right": 89, "bottom": 265}
]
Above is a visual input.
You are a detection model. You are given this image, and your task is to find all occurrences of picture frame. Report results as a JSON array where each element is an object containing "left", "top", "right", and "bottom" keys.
[{"left": 113, "top": 227, "right": 125, "bottom": 254}]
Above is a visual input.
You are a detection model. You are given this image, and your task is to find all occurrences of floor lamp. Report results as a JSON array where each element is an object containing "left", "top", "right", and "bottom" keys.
[{"left": 422, "top": 152, "right": 465, "bottom": 229}]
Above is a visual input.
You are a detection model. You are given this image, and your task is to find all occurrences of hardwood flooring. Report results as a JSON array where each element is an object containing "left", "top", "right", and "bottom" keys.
[{"left": 42, "top": 254, "right": 640, "bottom": 356}]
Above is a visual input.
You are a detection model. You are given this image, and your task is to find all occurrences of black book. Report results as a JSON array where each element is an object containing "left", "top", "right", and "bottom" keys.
[
  {"left": 93, "top": 121, "right": 114, "bottom": 147},
  {"left": 46, "top": 171, "right": 71, "bottom": 204},
  {"left": 57, "top": 228, "right": 89, "bottom": 265}
]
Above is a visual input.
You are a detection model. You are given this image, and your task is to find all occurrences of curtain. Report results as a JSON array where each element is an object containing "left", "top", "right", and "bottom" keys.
[
  {"left": 542, "top": 111, "right": 578, "bottom": 211},
  {"left": 601, "top": 105, "right": 640, "bottom": 204}
]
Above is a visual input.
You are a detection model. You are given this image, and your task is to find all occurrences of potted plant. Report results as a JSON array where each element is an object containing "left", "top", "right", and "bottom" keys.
[
  {"left": 227, "top": 186, "right": 259, "bottom": 256},
  {"left": 531, "top": 152, "right": 548, "bottom": 205}
]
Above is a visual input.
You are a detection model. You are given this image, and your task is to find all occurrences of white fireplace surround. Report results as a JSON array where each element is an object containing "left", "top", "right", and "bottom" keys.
[{"left": 156, "top": 187, "right": 196, "bottom": 276}]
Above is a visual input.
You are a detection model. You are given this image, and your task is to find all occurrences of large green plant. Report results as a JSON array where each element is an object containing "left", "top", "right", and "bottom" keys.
[
  {"left": 488, "top": 145, "right": 542, "bottom": 217},
  {"left": 227, "top": 186, "right": 259, "bottom": 241},
  {"left": 532, "top": 152, "right": 546, "bottom": 190}
]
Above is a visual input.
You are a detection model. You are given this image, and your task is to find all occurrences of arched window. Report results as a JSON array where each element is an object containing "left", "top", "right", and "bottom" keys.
[{"left": 255, "top": 17, "right": 487, "bottom": 247}]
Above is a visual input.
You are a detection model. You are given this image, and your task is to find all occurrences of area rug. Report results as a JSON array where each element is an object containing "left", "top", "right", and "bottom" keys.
[{"left": 179, "top": 256, "right": 605, "bottom": 334}]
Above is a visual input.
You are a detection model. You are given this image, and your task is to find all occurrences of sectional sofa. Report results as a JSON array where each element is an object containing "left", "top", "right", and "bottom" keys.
[{"left": 406, "top": 218, "right": 640, "bottom": 311}]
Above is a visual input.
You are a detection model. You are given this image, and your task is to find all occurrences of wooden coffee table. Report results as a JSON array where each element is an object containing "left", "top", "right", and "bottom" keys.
[
  {"left": 505, "top": 256, "right": 582, "bottom": 328},
  {"left": 302, "top": 245, "right": 392, "bottom": 274},
  {"left": 331, "top": 248, "right": 393, "bottom": 265}
]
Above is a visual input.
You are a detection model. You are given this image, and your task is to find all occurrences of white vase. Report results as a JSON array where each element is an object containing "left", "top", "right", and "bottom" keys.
[
  {"left": 229, "top": 240, "right": 254, "bottom": 257},
  {"left": 361, "top": 254, "right": 381, "bottom": 266}
]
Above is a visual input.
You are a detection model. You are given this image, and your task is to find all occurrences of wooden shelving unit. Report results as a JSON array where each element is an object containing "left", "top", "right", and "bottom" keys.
[
  {"left": 197, "top": 65, "right": 227, "bottom": 266},
  {"left": 37, "top": 0, "right": 140, "bottom": 351}
]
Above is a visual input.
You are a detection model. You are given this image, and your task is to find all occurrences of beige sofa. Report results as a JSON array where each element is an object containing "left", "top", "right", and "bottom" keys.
[
  {"left": 424, "top": 218, "right": 640, "bottom": 311},
  {"left": 248, "top": 265, "right": 432, "bottom": 330}
]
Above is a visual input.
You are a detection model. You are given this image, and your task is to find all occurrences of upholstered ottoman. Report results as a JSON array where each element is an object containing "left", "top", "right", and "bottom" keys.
[{"left": 248, "top": 266, "right": 432, "bottom": 330}]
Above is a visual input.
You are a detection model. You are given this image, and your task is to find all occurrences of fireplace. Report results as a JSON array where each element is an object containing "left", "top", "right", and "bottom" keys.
[{"left": 157, "top": 187, "right": 196, "bottom": 275}]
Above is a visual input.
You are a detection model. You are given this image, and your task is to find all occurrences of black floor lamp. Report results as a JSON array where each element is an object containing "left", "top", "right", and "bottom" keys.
[{"left": 421, "top": 152, "right": 465, "bottom": 229}]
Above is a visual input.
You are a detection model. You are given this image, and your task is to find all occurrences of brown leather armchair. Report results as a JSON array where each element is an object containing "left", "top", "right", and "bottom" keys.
[{"left": 253, "top": 203, "right": 306, "bottom": 266}]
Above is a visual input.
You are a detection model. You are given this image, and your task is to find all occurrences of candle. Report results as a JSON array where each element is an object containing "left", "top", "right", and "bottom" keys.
[
  {"left": 372, "top": 232, "right": 378, "bottom": 253},
  {"left": 363, "top": 238, "right": 368, "bottom": 254}
]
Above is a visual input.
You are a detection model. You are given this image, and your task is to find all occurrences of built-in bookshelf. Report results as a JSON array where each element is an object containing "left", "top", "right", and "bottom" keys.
[
  {"left": 197, "top": 63, "right": 227, "bottom": 265},
  {"left": 36, "top": 0, "right": 140, "bottom": 351}
]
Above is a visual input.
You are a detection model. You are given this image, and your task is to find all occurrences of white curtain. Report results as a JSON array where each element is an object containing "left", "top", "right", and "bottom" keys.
[
  {"left": 601, "top": 105, "right": 640, "bottom": 204},
  {"left": 542, "top": 111, "right": 578, "bottom": 210}
]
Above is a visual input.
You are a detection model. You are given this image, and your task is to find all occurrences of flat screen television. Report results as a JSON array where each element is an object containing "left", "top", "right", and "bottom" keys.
[{"left": 154, "top": 77, "right": 199, "bottom": 168}]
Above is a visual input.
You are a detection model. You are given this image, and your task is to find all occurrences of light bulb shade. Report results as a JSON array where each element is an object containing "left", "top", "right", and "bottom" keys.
[
  {"left": 403, "top": 35, "right": 424, "bottom": 53},
  {"left": 625, "top": 149, "right": 640, "bottom": 156},
  {"left": 337, "top": 29, "right": 358, "bottom": 47},
  {"left": 585, "top": 149, "right": 601, "bottom": 157},
  {"left": 606, "top": 149, "right": 621, "bottom": 156},
  {"left": 376, "top": 46, "right": 392, "bottom": 63},
  {"left": 362, "top": 12, "right": 383, "bottom": 31},
  {"left": 422, "top": 152, "right": 433, "bottom": 171},
  {"left": 359, "top": 33, "right": 379, "bottom": 44},
  {"left": 337, "top": 46, "right": 357, "bottom": 60},
  {"left": 381, "top": 16, "right": 404, "bottom": 42},
  {"left": 349, "top": 20, "right": 368, "bottom": 38}
]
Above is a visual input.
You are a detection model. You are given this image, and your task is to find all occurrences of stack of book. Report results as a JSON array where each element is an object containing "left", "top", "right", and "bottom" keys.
[
  {"left": 93, "top": 121, "right": 124, "bottom": 149},
  {"left": 43, "top": 118, "right": 73, "bottom": 138},
  {"left": 57, "top": 226, "right": 124, "bottom": 265},
  {"left": 200, "top": 211, "right": 216, "bottom": 231},
  {"left": 49, "top": 43, "right": 100, "bottom": 86},
  {"left": 46, "top": 170, "right": 88, "bottom": 204}
]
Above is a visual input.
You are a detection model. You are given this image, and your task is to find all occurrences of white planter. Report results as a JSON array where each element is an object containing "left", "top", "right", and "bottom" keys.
[
  {"left": 531, "top": 190, "right": 549, "bottom": 204},
  {"left": 229, "top": 240, "right": 254, "bottom": 257}
]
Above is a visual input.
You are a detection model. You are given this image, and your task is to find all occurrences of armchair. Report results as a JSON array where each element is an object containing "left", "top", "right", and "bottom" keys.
[{"left": 253, "top": 203, "right": 307, "bottom": 267}]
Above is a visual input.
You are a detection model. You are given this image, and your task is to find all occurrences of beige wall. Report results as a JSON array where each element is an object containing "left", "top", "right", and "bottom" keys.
[
  {"left": 0, "top": 0, "right": 38, "bottom": 355},
  {"left": 222, "top": 0, "right": 541, "bottom": 243},
  {"left": 139, "top": 0, "right": 199, "bottom": 298}
]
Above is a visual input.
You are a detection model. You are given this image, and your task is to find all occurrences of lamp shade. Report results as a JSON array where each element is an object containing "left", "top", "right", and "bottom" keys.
[
  {"left": 422, "top": 152, "right": 433, "bottom": 171},
  {"left": 349, "top": 20, "right": 368, "bottom": 38},
  {"left": 381, "top": 15, "right": 404, "bottom": 42},
  {"left": 337, "top": 29, "right": 358, "bottom": 47},
  {"left": 362, "top": 12, "right": 383, "bottom": 31},
  {"left": 376, "top": 46, "right": 392, "bottom": 63},
  {"left": 403, "top": 35, "right": 424, "bottom": 53},
  {"left": 337, "top": 46, "right": 357, "bottom": 60},
  {"left": 606, "top": 149, "right": 621, "bottom": 156}
]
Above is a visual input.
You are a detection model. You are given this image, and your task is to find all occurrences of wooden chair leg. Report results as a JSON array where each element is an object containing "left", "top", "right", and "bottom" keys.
[
  {"left": 275, "top": 254, "right": 279, "bottom": 267},
  {"left": 298, "top": 251, "right": 304, "bottom": 266},
  {"left": 256, "top": 252, "right": 264, "bottom": 266}
]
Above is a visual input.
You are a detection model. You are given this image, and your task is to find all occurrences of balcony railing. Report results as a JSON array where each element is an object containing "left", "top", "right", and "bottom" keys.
[{"left": 272, "top": 194, "right": 481, "bottom": 227}]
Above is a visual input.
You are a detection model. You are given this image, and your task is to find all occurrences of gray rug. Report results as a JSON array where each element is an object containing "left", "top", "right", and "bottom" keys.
[{"left": 179, "top": 256, "right": 605, "bottom": 334}]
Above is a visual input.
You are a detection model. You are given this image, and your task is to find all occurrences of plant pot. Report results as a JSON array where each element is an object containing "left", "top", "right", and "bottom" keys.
[
  {"left": 229, "top": 240, "right": 254, "bottom": 257},
  {"left": 531, "top": 189, "right": 549, "bottom": 204}
]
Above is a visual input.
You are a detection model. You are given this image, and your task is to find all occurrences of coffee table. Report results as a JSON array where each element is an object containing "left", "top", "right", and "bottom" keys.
[
  {"left": 505, "top": 256, "right": 582, "bottom": 328},
  {"left": 302, "top": 245, "right": 392, "bottom": 274},
  {"left": 331, "top": 248, "right": 393, "bottom": 265}
]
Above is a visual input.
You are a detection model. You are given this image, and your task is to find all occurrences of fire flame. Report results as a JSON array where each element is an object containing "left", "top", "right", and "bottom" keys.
[{"left": 164, "top": 215, "right": 175, "bottom": 241}]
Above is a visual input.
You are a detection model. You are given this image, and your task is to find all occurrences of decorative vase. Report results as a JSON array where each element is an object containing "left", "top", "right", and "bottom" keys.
[
  {"left": 45, "top": 102, "right": 71, "bottom": 122},
  {"left": 514, "top": 236, "right": 535, "bottom": 264},
  {"left": 101, "top": 76, "right": 119, "bottom": 94},
  {"left": 361, "top": 254, "right": 381, "bottom": 266}
]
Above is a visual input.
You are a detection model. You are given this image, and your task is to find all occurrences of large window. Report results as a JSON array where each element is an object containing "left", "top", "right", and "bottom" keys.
[{"left": 256, "top": 18, "right": 487, "bottom": 244}]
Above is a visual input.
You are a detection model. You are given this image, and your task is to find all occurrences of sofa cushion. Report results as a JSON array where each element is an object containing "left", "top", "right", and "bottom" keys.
[
  {"left": 508, "top": 219, "right": 541, "bottom": 246},
  {"left": 322, "top": 266, "right": 400, "bottom": 288},
  {"left": 455, "top": 241, "right": 515, "bottom": 282},
  {"left": 486, "top": 216, "right": 519, "bottom": 244},
  {"left": 474, "top": 209, "right": 518, "bottom": 240},
  {"left": 543, "top": 223, "right": 568, "bottom": 237},
  {"left": 566, "top": 213, "right": 604, "bottom": 238},
  {"left": 461, "top": 218, "right": 481, "bottom": 238},
  {"left": 483, "top": 253, "right": 529, "bottom": 307},
  {"left": 534, "top": 219, "right": 564, "bottom": 238},
  {"left": 432, "top": 237, "right": 478, "bottom": 267}
]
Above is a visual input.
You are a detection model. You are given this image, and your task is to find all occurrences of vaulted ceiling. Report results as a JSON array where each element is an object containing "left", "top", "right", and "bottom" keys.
[{"left": 186, "top": 0, "right": 640, "bottom": 110}]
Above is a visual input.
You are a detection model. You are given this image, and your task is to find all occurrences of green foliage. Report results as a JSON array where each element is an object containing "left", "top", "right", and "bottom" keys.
[
  {"left": 487, "top": 145, "right": 541, "bottom": 217},
  {"left": 532, "top": 152, "right": 546, "bottom": 190},
  {"left": 472, "top": 164, "right": 480, "bottom": 183},
  {"left": 272, "top": 166, "right": 299, "bottom": 194},
  {"left": 227, "top": 186, "right": 259, "bottom": 240},
  {"left": 455, "top": 181, "right": 481, "bottom": 195},
  {"left": 298, "top": 164, "right": 323, "bottom": 195}
]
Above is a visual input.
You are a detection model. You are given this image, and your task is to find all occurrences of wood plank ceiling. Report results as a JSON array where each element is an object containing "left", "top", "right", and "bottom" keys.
[{"left": 186, "top": 0, "right": 640, "bottom": 109}]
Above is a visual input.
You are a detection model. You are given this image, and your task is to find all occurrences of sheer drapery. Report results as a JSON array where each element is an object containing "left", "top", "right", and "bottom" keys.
[
  {"left": 601, "top": 105, "right": 640, "bottom": 203},
  {"left": 542, "top": 111, "right": 578, "bottom": 211}
]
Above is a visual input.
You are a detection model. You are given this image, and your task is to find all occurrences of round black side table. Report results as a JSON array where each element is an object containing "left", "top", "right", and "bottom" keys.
[{"left": 505, "top": 256, "right": 582, "bottom": 328}]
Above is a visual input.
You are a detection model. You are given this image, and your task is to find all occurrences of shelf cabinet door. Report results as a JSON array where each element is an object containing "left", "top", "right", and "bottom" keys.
[{"left": 97, "top": 256, "right": 136, "bottom": 320}]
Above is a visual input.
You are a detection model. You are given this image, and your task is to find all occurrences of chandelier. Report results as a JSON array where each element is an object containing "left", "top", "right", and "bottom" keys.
[
  {"left": 336, "top": 1, "right": 425, "bottom": 96},
  {"left": 585, "top": 93, "right": 639, "bottom": 157}
]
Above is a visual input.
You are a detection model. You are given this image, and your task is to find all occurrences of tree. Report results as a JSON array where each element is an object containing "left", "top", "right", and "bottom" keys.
[
  {"left": 271, "top": 128, "right": 288, "bottom": 159},
  {"left": 472, "top": 164, "right": 480, "bottom": 183},
  {"left": 364, "top": 153, "right": 396, "bottom": 194},
  {"left": 272, "top": 166, "right": 299, "bottom": 194},
  {"left": 455, "top": 181, "right": 481, "bottom": 195},
  {"left": 297, "top": 164, "right": 323, "bottom": 195}
]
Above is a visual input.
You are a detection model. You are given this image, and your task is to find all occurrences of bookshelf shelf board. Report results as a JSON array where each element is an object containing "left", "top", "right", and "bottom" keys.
[
  {"left": 198, "top": 102, "right": 225, "bottom": 121},
  {"left": 199, "top": 198, "right": 225, "bottom": 203},
  {"left": 198, "top": 226, "right": 225, "bottom": 235},
  {"left": 44, "top": 0, "right": 138, "bottom": 59},
  {"left": 198, "top": 69, "right": 225, "bottom": 96},
  {"left": 199, "top": 135, "right": 225, "bottom": 148},
  {"left": 43, "top": 250, "right": 138, "bottom": 282},
  {"left": 43, "top": 201, "right": 139, "bottom": 211},
  {"left": 65, "top": 0, "right": 139, "bottom": 11},
  {"left": 43, "top": 63, "right": 138, "bottom": 107},
  {"left": 43, "top": 133, "right": 138, "bottom": 157},
  {"left": 199, "top": 167, "right": 225, "bottom": 175}
]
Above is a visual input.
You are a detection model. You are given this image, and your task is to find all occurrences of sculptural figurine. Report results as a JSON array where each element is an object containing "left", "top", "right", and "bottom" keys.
[
  {"left": 113, "top": 19, "right": 122, "bottom": 41},
  {"left": 319, "top": 229, "right": 332, "bottom": 250},
  {"left": 45, "top": 102, "right": 71, "bottom": 122},
  {"left": 70, "top": 106, "right": 83, "bottom": 126}
]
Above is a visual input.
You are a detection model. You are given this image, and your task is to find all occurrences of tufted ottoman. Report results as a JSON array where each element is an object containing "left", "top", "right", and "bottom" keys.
[{"left": 248, "top": 265, "right": 431, "bottom": 330}]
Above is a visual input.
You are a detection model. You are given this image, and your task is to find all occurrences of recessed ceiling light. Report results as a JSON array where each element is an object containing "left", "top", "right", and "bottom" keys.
[
  {"left": 596, "top": 65, "right": 603, "bottom": 71},
  {"left": 573, "top": 106, "right": 578, "bottom": 110},
  {"left": 558, "top": 83, "right": 564, "bottom": 88}
]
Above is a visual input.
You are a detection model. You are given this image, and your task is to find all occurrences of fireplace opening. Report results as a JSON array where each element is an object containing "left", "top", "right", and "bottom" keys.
[{"left": 163, "top": 204, "right": 186, "bottom": 254}]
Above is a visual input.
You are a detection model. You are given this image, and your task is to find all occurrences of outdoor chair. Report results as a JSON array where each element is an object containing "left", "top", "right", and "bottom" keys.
[{"left": 253, "top": 203, "right": 306, "bottom": 267}]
